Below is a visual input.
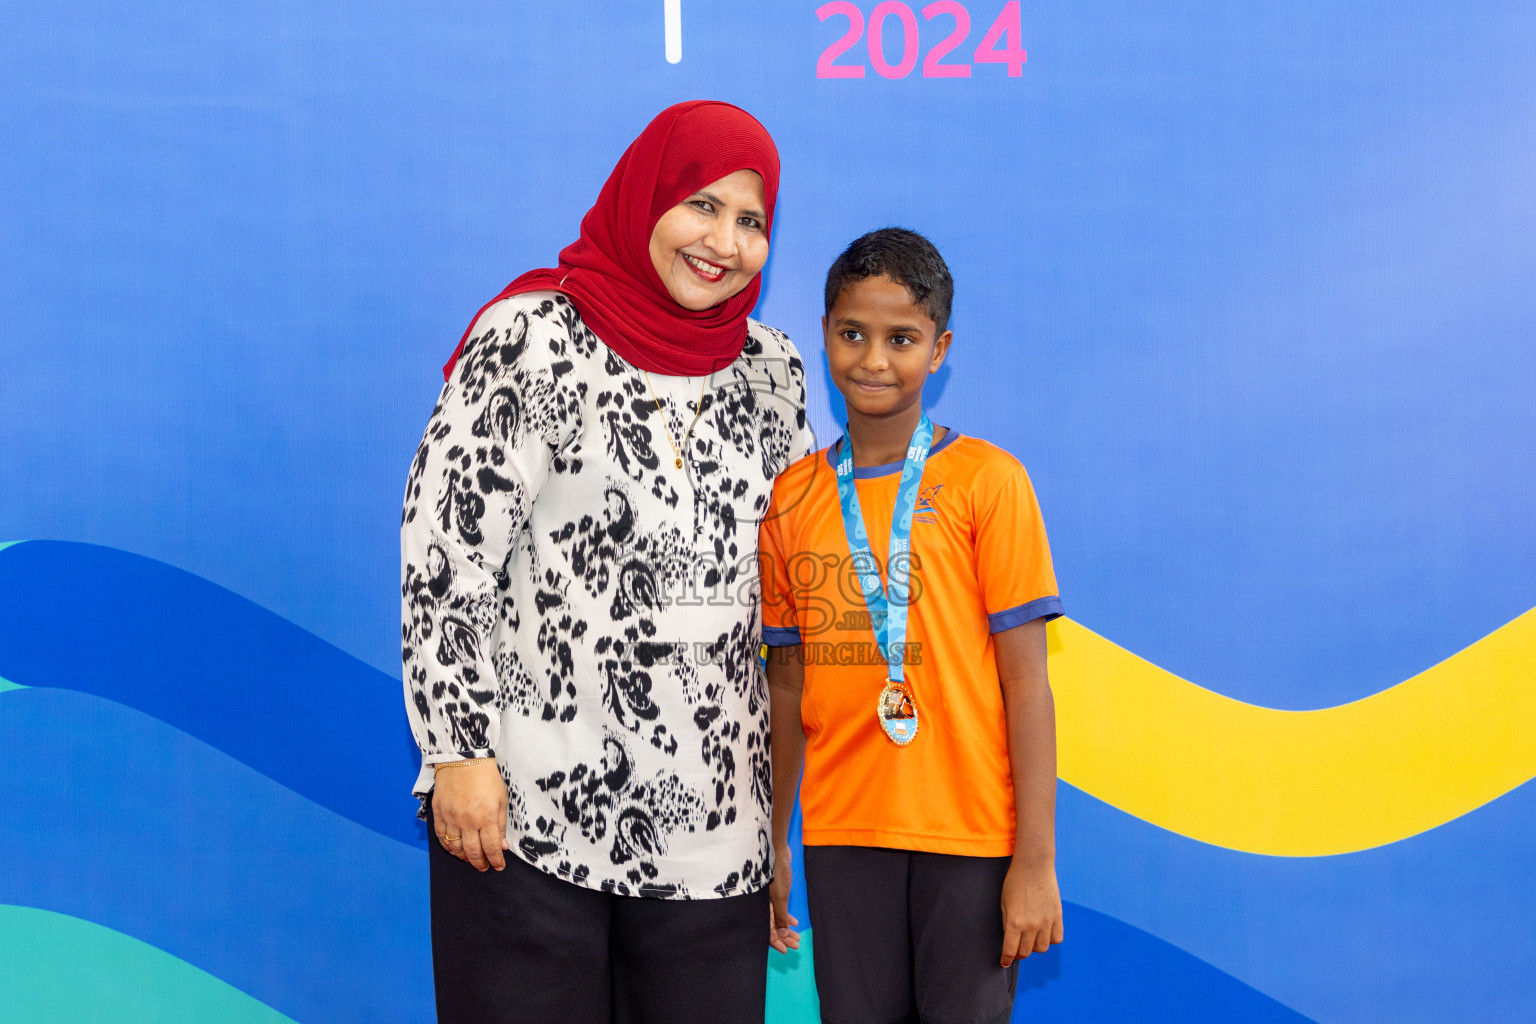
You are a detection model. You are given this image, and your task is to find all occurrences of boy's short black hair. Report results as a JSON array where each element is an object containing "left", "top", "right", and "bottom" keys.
[{"left": 824, "top": 227, "right": 954, "bottom": 336}]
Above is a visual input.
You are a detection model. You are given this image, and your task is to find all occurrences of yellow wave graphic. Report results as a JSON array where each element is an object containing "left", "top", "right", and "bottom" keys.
[{"left": 1048, "top": 608, "right": 1536, "bottom": 856}]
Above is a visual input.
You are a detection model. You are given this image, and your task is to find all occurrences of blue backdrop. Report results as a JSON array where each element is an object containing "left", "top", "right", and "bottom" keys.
[{"left": 2, "top": 2, "right": 1533, "bottom": 1022}]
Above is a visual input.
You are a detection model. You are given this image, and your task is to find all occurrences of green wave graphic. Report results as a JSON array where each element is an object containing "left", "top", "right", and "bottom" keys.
[
  {"left": 0, "top": 905, "right": 296, "bottom": 1024},
  {"left": 0, "top": 677, "right": 23, "bottom": 693}
]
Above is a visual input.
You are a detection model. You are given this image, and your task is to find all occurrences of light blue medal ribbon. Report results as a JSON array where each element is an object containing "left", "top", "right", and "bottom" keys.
[{"left": 834, "top": 413, "right": 934, "bottom": 746}]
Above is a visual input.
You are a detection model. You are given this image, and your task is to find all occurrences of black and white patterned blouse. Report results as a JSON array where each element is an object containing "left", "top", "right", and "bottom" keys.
[{"left": 402, "top": 291, "right": 812, "bottom": 898}]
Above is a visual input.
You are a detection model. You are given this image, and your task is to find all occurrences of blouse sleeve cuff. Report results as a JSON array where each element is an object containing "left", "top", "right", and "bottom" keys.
[
  {"left": 987, "top": 596, "right": 1064, "bottom": 633},
  {"left": 413, "top": 750, "right": 496, "bottom": 794}
]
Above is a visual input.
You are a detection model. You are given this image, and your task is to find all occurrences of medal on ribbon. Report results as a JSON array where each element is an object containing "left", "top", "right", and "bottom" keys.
[
  {"left": 834, "top": 414, "right": 934, "bottom": 747},
  {"left": 876, "top": 679, "right": 919, "bottom": 745}
]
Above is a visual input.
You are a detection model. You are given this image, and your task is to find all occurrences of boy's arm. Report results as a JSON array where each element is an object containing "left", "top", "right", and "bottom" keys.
[
  {"left": 767, "top": 644, "right": 806, "bottom": 953},
  {"left": 995, "top": 618, "right": 1065, "bottom": 966}
]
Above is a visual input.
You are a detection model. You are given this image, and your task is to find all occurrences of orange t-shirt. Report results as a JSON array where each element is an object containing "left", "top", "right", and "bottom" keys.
[{"left": 759, "top": 431, "right": 1062, "bottom": 856}]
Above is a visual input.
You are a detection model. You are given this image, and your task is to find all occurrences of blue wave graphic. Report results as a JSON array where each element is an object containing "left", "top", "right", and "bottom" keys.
[
  {"left": 0, "top": 686, "right": 433, "bottom": 1024},
  {"left": 786, "top": 788, "right": 1536, "bottom": 1022},
  {"left": 0, "top": 682, "right": 1322, "bottom": 1024},
  {"left": 1, "top": 540, "right": 1530, "bottom": 1022},
  {"left": 0, "top": 541, "right": 425, "bottom": 846},
  {"left": 1012, "top": 904, "right": 1315, "bottom": 1022},
  {"left": 11, "top": 677, "right": 1522, "bottom": 1023},
  {"left": 1056, "top": 779, "right": 1536, "bottom": 1024}
]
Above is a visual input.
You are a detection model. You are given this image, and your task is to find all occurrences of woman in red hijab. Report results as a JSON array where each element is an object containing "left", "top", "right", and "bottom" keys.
[{"left": 402, "top": 101, "right": 811, "bottom": 1024}]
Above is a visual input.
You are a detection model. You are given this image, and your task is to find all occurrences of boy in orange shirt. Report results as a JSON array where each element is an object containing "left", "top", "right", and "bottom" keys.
[{"left": 761, "top": 228, "right": 1064, "bottom": 1023}]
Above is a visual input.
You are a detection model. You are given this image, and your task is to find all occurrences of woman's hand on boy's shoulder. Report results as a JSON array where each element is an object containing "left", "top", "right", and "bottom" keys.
[
  {"left": 999, "top": 857, "right": 1064, "bottom": 967},
  {"left": 768, "top": 841, "right": 801, "bottom": 954}
]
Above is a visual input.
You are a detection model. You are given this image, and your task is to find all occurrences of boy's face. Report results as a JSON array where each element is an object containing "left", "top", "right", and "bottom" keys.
[{"left": 823, "top": 274, "right": 952, "bottom": 421}]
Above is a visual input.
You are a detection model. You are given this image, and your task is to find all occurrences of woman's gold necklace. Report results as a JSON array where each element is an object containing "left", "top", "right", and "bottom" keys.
[{"left": 642, "top": 371, "right": 709, "bottom": 470}]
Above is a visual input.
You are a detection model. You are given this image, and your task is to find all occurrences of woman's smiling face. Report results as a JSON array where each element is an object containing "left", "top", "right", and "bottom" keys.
[{"left": 648, "top": 169, "right": 769, "bottom": 311}]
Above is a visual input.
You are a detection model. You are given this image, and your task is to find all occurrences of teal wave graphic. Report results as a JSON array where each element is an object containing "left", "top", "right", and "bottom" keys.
[
  {"left": 0, "top": 905, "right": 297, "bottom": 1024},
  {"left": 766, "top": 929, "right": 820, "bottom": 1022},
  {"left": 0, "top": 685, "right": 433, "bottom": 1024}
]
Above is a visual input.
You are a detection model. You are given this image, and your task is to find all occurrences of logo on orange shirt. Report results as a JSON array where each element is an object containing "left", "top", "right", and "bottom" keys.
[{"left": 914, "top": 484, "right": 944, "bottom": 524}]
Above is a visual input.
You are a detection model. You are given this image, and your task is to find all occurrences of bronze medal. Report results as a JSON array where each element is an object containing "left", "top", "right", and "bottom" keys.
[{"left": 877, "top": 679, "right": 919, "bottom": 746}]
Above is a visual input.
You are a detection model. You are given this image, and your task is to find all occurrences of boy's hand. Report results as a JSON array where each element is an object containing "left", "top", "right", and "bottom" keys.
[
  {"left": 999, "top": 857, "right": 1064, "bottom": 967},
  {"left": 769, "top": 842, "right": 801, "bottom": 953}
]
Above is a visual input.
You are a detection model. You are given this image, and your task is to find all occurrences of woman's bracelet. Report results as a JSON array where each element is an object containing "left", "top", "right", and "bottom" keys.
[{"left": 432, "top": 756, "right": 495, "bottom": 773}]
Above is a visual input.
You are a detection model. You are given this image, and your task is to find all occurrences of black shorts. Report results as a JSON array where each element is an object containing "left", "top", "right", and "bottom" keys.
[
  {"left": 427, "top": 800, "right": 769, "bottom": 1024},
  {"left": 803, "top": 845, "right": 1018, "bottom": 1024}
]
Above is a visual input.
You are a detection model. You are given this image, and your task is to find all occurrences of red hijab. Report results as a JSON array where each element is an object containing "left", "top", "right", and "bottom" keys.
[{"left": 442, "top": 101, "right": 780, "bottom": 381}]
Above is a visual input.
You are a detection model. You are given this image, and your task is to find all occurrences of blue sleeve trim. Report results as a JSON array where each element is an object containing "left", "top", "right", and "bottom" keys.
[
  {"left": 762, "top": 625, "right": 803, "bottom": 647},
  {"left": 988, "top": 595, "right": 1064, "bottom": 633}
]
